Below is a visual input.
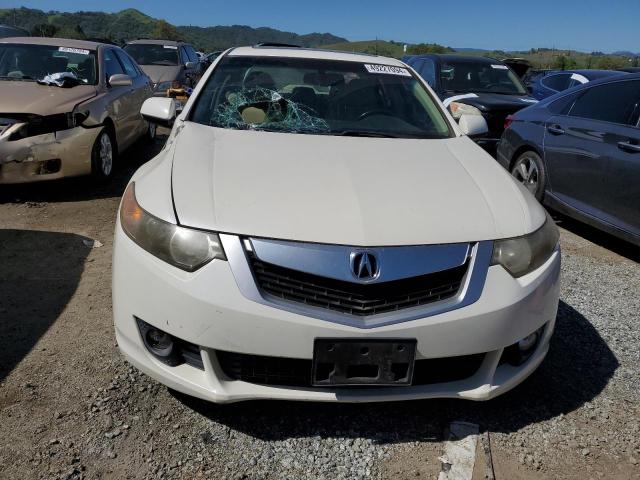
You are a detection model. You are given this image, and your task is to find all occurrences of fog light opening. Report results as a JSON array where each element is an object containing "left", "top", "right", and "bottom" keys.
[
  {"left": 517, "top": 332, "right": 539, "bottom": 353},
  {"left": 136, "top": 317, "right": 180, "bottom": 366},
  {"left": 145, "top": 328, "right": 174, "bottom": 356},
  {"left": 503, "top": 325, "right": 545, "bottom": 366}
]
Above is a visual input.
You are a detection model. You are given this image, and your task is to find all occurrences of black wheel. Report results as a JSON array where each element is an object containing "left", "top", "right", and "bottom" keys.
[
  {"left": 511, "top": 150, "right": 546, "bottom": 201},
  {"left": 91, "top": 128, "right": 116, "bottom": 181}
]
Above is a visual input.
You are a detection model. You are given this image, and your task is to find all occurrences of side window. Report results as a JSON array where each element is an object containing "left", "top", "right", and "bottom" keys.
[
  {"left": 415, "top": 59, "right": 436, "bottom": 87},
  {"left": 114, "top": 50, "right": 138, "bottom": 78},
  {"left": 548, "top": 91, "right": 580, "bottom": 115},
  {"left": 185, "top": 46, "right": 199, "bottom": 63},
  {"left": 569, "top": 80, "right": 640, "bottom": 125},
  {"left": 180, "top": 47, "right": 190, "bottom": 65},
  {"left": 103, "top": 49, "right": 124, "bottom": 81},
  {"left": 541, "top": 74, "right": 570, "bottom": 92}
]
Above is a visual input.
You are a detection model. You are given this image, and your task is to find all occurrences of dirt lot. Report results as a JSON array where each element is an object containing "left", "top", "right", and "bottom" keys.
[{"left": 0, "top": 132, "right": 639, "bottom": 480}]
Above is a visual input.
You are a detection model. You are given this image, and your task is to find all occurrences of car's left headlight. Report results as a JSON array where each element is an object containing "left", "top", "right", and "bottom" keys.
[
  {"left": 491, "top": 212, "right": 559, "bottom": 278},
  {"left": 448, "top": 101, "right": 483, "bottom": 120},
  {"left": 120, "top": 183, "right": 226, "bottom": 271}
]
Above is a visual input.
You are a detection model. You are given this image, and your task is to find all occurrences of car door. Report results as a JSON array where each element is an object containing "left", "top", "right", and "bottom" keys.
[
  {"left": 543, "top": 79, "right": 640, "bottom": 234},
  {"left": 103, "top": 48, "right": 138, "bottom": 149},
  {"left": 115, "top": 49, "right": 151, "bottom": 139}
]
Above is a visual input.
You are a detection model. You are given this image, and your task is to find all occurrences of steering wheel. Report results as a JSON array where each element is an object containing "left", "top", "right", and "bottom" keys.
[{"left": 358, "top": 110, "right": 394, "bottom": 121}]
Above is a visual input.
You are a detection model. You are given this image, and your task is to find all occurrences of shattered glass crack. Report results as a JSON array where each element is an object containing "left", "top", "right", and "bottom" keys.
[{"left": 210, "top": 87, "right": 330, "bottom": 133}]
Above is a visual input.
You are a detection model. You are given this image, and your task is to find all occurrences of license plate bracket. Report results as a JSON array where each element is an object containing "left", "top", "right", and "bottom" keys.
[{"left": 312, "top": 339, "right": 416, "bottom": 386}]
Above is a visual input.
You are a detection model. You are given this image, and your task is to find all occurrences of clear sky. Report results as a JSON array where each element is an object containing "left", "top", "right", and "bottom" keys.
[{"left": 2, "top": 0, "right": 638, "bottom": 53}]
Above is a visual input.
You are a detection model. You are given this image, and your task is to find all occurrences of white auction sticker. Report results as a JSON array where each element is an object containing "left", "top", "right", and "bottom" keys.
[
  {"left": 58, "top": 47, "right": 89, "bottom": 55},
  {"left": 490, "top": 64, "right": 508, "bottom": 70},
  {"left": 163, "top": 45, "right": 178, "bottom": 49},
  {"left": 364, "top": 64, "right": 411, "bottom": 77}
]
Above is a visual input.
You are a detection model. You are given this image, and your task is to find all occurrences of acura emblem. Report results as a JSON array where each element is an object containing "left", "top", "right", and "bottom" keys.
[{"left": 350, "top": 251, "right": 379, "bottom": 281}]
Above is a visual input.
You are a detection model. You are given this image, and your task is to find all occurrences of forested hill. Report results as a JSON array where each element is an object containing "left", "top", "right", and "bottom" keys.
[{"left": 0, "top": 7, "right": 347, "bottom": 50}]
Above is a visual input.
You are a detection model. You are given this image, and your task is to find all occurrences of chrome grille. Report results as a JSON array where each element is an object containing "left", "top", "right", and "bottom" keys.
[{"left": 249, "top": 255, "right": 468, "bottom": 316}]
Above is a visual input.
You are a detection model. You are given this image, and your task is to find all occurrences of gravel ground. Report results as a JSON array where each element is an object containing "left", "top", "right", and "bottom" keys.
[{"left": 0, "top": 132, "right": 638, "bottom": 479}]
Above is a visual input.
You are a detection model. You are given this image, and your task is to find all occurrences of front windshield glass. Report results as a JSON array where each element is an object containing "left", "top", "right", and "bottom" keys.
[
  {"left": 440, "top": 60, "right": 527, "bottom": 95},
  {"left": 0, "top": 43, "right": 97, "bottom": 84},
  {"left": 190, "top": 56, "right": 453, "bottom": 138},
  {"left": 124, "top": 44, "right": 179, "bottom": 66}
]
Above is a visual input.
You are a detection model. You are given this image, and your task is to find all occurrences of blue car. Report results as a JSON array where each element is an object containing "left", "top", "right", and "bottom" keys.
[
  {"left": 497, "top": 74, "right": 640, "bottom": 246},
  {"left": 528, "top": 69, "right": 626, "bottom": 100}
]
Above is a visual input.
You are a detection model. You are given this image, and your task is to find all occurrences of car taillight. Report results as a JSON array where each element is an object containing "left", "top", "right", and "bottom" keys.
[{"left": 504, "top": 115, "right": 515, "bottom": 130}]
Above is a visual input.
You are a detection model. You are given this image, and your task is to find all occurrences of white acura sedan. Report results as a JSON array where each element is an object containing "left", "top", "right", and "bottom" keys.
[{"left": 113, "top": 46, "right": 560, "bottom": 403}]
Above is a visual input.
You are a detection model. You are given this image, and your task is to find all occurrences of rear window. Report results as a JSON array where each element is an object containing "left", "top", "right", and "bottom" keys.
[
  {"left": 124, "top": 43, "right": 179, "bottom": 66},
  {"left": 439, "top": 59, "right": 527, "bottom": 95},
  {"left": 541, "top": 74, "right": 571, "bottom": 92}
]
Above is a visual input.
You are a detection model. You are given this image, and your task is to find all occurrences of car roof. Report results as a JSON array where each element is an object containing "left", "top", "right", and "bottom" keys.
[
  {"left": 532, "top": 71, "right": 640, "bottom": 107},
  {"left": 405, "top": 54, "right": 504, "bottom": 64},
  {"left": 126, "top": 39, "right": 186, "bottom": 46},
  {"left": 0, "top": 36, "right": 105, "bottom": 50},
  {"left": 549, "top": 69, "right": 628, "bottom": 79},
  {"left": 228, "top": 45, "right": 407, "bottom": 66}
]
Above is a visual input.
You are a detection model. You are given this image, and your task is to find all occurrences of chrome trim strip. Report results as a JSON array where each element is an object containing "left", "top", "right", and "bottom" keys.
[
  {"left": 249, "top": 237, "right": 471, "bottom": 284},
  {"left": 221, "top": 234, "right": 493, "bottom": 329}
]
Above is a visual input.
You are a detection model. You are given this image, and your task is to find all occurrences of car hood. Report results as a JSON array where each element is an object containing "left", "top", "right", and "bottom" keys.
[
  {"left": 445, "top": 92, "right": 538, "bottom": 113},
  {"left": 139, "top": 65, "right": 181, "bottom": 84},
  {"left": 0, "top": 81, "right": 97, "bottom": 116},
  {"left": 170, "top": 122, "right": 544, "bottom": 246}
]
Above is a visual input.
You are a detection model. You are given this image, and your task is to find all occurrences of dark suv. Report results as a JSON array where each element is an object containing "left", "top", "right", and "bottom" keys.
[{"left": 403, "top": 54, "right": 538, "bottom": 153}]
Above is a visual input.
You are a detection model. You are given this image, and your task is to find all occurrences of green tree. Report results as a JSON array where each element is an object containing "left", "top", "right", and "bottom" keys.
[
  {"left": 57, "top": 24, "right": 87, "bottom": 40},
  {"left": 553, "top": 55, "right": 577, "bottom": 70},
  {"left": 597, "top": 56, "right": 626, "bottom": 70},
  {"left": 31, "top": 23, "right": 58, "bottom": 37},
  {"left": 151, "top": 20, "right": 182, "bottom": 41},
  {"left": 407, "top": 43, "right": 453, "bottom": 55}
]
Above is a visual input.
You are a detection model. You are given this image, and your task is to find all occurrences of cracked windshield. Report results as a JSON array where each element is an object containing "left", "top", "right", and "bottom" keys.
[
  {"left": 0, "top": 43, "right": 97, "bottom": 84},
  {"left": 191, "top": 56, "right": 452, "bottom": 138}
]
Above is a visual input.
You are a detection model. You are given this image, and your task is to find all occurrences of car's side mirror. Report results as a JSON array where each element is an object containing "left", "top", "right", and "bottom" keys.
[
  {"left": 185, "top": 61, "right": 197, "bottom": 69},
  {"left": 458, "top": 114, "right": 488, "bottom": 137},
  {"left": 141, "top": 97, "right": 176, "bottom": 127},
  {"left": 108, "top": 74, "right": 132, "bottom": 87}
]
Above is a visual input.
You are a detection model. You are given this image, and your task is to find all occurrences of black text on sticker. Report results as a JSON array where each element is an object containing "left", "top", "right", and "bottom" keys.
[{"left": 364, "top": 64, "right": 411, "bottom": 77}]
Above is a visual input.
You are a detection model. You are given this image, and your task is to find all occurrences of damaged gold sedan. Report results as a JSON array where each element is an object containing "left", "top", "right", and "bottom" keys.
[{"left": 0, "top": 37, "right": 154, "bottom": 184}]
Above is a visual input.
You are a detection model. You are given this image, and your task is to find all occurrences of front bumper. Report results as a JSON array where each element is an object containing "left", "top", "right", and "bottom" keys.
[
  {"left": 113, "top": 224, "right": 561, "bottom": 403},
  {"left": 0, "top": 126, "right": 99, "bottom": 184}
]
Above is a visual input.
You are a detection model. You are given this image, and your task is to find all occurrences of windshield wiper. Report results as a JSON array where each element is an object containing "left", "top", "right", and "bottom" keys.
[{"left": 336, "top": 130, "right": 398, "bottom": 138}]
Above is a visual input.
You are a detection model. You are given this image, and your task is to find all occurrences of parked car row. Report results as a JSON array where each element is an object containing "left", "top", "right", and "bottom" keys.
[
  {"left": 0, "top": 36, "right": 207, "bottom": 184},
  {"left": 403, "top": 53, "right": 638, "bottom": 246}
]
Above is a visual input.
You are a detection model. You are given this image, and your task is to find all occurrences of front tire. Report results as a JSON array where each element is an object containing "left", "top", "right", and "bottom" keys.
[
  {"left": 91, "top": 129, "right": 116, "bottom": 181},
  {"left": 511, "top": 151, "right": 546, "bottom": 201}
]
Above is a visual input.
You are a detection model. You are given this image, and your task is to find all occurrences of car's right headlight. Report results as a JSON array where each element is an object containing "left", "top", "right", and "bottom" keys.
[
  {"left": 491, "top": 212, "right": 559, "bottom": 278},
  {"left": 120, "top": 183, "right": 226, "bottom": 271}
]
